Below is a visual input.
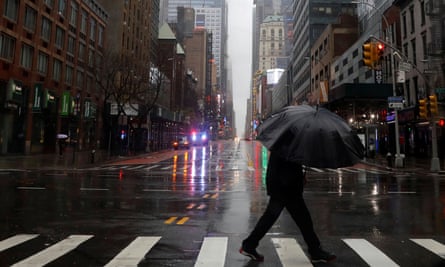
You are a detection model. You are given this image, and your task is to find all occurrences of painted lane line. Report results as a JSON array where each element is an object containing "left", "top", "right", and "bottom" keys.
[
  {"left": 0, "top": 234, "right": 39, "bottom": 252},
  {"left": 247, "top": 166, "right": 255, "bottom": 171},
  {"left": 411, "top": 239, "right": 445, "bottom": 259},
  {"left": 11, "top": 235, "right": 93, "bottom": 267},
  {"left": 342, "top": 239, "right": 399, "bottom": 267},
  {"left": 186, "top": 203, "right": 196, "bottom": 209},
  {"left": 144, "top": 165, "right": 160, "bottom": 171},
  {"left": 16, "top": 187, "right": 46, "bottom": 190},
  {"left": 80, "top": 188, "right": 109, "bottom": 191},
  {"left": 176, "top": 217, "right": 189, "bottom": 225},
  {"left": 125, "top": 165, "right": 146, "bottom": 170},
  {"left": 340, "top": 168, "right": 360, "bottom": 173},
  {"left": 197, "top": 204, "right": 206, "bottom": 210},
  {"left": 164, "top": 217, "right": 177, "bottom": 224},
  {"left": 194, "top": 237, "right": 227, "bottom": 267},
  {"left": 308, "top": 167, "right": 324, "bottom": 173},
  {"left": 105, "top": 236, "right": 161, "bottom": 267},
  {"left": 161, "top": 166, "right": 173, "bottom": 170},
  {"left": 202, "top": 194, "right": 210, "bottom": 199},
  {"left": 387, "top": 191, "right": 416, "bottom": 194},
  {"left": 271, "top": 238, "right": 312, "bottom": 267},
  {"left": 211, "top": 193, "right": 219, "bottom": 199}
]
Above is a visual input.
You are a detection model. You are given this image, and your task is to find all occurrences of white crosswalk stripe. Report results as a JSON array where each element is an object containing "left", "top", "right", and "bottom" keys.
[
  {"left": 11, "top": 235, "right": 93, "bottom": 267},
  {"left": 0, "top": 234, "right": 39, "bottom": 252},
  {"left": 5, "top": 235, "right": 444, "bottom": 266},
  {"left": 93, "top": 164, "right": 393, "bottom": 175},
  {"left": 411, "top": 239, "right": 445, "bottom": 259},
  {"left": 105, "top": 236, "right": 161, "bottom": 267},
  {"left": 194, "top": 237, "right": 228, "bottom": 267},
  {"left": 342, "top": 238, "right": 399, "bottom": 267},
  {"left": 271, "top": 238, "right": 312, "bottom": 267}
]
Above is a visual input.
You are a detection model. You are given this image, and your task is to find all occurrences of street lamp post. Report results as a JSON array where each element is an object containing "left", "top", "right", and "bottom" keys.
[{"left": 353, "top": 1, "right": 403, "bottom": 167}]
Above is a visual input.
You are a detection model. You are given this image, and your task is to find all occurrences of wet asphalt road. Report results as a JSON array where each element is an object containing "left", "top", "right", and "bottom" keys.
[{"left": 0, "top": 140, "right": 445, "bottom": 266}]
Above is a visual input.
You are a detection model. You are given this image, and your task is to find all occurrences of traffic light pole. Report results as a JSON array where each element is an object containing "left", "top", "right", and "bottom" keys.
[{"left": 369, "top": 34, "right": 441, "bottom": 171}]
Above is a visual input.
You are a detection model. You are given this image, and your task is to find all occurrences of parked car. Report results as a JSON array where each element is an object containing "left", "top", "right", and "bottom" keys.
[
  {"left": 191, "top": 131, "right": 209, "bottom": 146},
  {"left": 172, "top": 136, "right": 190, "bottom": 150}
]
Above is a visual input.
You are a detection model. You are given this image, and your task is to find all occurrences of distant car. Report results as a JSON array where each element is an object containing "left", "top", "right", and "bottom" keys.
[
  {"left": 191, "top": 131, "right": 209, "bottom": 146},
  {"left": 173, "top": 136, "right": 190, "bottom": 150}
]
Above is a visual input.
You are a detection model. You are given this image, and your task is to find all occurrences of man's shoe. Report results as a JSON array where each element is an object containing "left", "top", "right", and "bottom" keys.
[
  {"left": 239, "top": 246, "right": 264, "bottom": 262},
  {"left": 309, "top": 247, "right": 336, "bottom": 263}
]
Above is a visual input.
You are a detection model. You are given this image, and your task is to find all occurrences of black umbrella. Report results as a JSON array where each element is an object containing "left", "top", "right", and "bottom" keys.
[{"left": 256, "top": 105, "right": 364, "bottom": 168}]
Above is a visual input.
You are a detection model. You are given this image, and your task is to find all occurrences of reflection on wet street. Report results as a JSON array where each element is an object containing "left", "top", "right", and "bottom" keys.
[{"left": 0, "top": 140, "right": 445, "bottom": 266}]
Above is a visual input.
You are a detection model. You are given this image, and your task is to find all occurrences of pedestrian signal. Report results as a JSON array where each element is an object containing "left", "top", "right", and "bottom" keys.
[
  {"left": 418, "top": 98, "right": 428, "bottom": 119},
  {"left": 362, "top": 41, "right": 374, "bottom": 68},
  {"left": 429, "top": 94, "right": 439, "bottom": 116}
]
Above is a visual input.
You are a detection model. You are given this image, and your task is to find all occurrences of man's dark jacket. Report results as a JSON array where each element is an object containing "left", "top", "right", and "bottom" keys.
[{"left": 266, "top": 151, "right": 304, "bottom": 197}]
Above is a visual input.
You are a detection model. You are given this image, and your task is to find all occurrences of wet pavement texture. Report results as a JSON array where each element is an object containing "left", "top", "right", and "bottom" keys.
[{"left": 0, "top": 140, "right": 444, "bottom": 266}]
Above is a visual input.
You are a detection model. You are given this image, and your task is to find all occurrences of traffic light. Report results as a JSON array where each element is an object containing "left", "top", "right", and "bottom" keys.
[
  {"left": 375, "top": 42, "right": 385, "bottom": 62},
  {"left": 362, "top": 41, "right": 375, "bottom": 68},
  {"left": 429, "top": 94, "right": 439, "bottom": 116},
  {"left": 418, "top": 98, "right": 428, "bottom": 119},
  {"left": 439, "top": 118, "right": 445, "bottom": 127}
]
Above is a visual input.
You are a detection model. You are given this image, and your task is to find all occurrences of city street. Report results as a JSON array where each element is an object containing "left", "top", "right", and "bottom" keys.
[{"left": 0, "top": 140, "right": 445, "bottom": 266}]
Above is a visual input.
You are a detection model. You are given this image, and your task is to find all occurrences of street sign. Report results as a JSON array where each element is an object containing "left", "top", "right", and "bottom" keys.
[
  {"left": 398, "top": 62, "right": 411, "bottom": 72},
  {"left": 388, "top": 102, "right": 404, "bottom": 109},
  {"left": 388, "top": 96, "right": 403, "bottom": 103}
]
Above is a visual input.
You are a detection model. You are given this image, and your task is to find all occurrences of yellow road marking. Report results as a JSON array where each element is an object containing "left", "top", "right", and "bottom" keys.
[
  {"left": 186, "top": 203, "right": 195, "bottom": 209},
  {"left": 164, "top": 217, "right": 177, "bottom": 224},
  {"left": 211, "top": 193, "right": 219, "bottom": 199},
  {"left": 176, "top": 217, "right": 189, "bottom": 225},
  {"left": 202, "top": 194, "right": 210, "bottom": 198},
  {"left": 197, "top": 204, "right": 206, "bottom": 210}
]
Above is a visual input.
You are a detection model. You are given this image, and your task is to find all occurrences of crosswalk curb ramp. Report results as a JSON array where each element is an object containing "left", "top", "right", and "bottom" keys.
[{"left": 2, "top": 234, "right": 445, "bottom": 266}]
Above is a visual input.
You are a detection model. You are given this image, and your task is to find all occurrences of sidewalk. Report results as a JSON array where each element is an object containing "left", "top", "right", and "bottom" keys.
[
  {"left": 0, "top": 148, "right": 151, "bottom": 170},
  {"left": 361, "top": 153, "right": 433, "bottom": 172}
]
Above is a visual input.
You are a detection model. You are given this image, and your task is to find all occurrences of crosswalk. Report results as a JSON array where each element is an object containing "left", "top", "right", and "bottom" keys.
[
  {"left": 88, "top": 163, "right": 393, "bottom": 175},
  {"left": 2, "top": 234, "right": 445, "bottom": 266}
]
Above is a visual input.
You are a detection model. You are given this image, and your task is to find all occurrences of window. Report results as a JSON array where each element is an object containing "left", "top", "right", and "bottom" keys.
[
  {"left": 78, "top": 42, "right": 85, "bottom": 61},
  {"left": 0, "top": 33, "right": 15, "bottom": 60},
  {"left": 409, "top": 6, "right": 415, "bottom": 34},
  {"left": 65, "top": 65, "right": 73, "bottom": 85},
  {"left": 421, "top": 1, "right": 425, "bottom": 26},
  {"left": 58, "top": 0, "right": 66, "bottom": 17},
  {"left": 76, "top": 70, "right": 84, "bottom": 87},
  {"left": 55, "top": 26, "right": 64, "bottom": 48},
  {"left": 24, "top": 6, "right": 37, "bottom": 32},
  {"left": 421, "top": 31, "right": 427, "bottom": 57},
  {"left": 70, "top": 2, "right": 78, "bottom": 27},
  {"left": 402, "top": 13, "right": 407, "bottom": 38},
  {"left": 98, "top": 25, "right": 104, "bottom": 47},
  {"left": 411, "top": 38, "right": 417, "bottom": 66},
  {"left": 37, "top": 52, "right": 49, "bottom": 74},
  {"left": 44, "top": 0, "right": 54, "bottom": 8},
  {"left": 53, "top": 59, "right": 62, "bottom": 81},
  {"left": 41, "top": 17, "right": 52, "bottom": 41},
  {"left": 67, "top": 35, "right": 75, "bottom": 54},
  {"left": 80, "top": 9, "right": 87, "bottom": 34},
  {"left": 88, "top": 49, "right": 94, "bottom": 67},
  {"left": 20, "top": 43, "right": 33, "bottom": 69},
  {"left": 90, "top": 18, "right": 96, "bottom": 41},
  {"left": 4, "top": 0, "right": 19, "bottom": 21}
]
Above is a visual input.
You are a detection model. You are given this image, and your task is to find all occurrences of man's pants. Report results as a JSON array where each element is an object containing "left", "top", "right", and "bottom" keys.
[{"left": 243, "top": 196, "right": 321, "bottom": 250}]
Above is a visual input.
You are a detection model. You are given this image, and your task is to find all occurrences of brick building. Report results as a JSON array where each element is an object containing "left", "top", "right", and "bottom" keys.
[{"left": 0, "top": 0, "right": 108, "bottom": 155}]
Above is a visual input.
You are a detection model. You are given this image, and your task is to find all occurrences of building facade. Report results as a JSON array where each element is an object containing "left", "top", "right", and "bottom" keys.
[{"left": 0, "top": 0, "right": 108, "bottom": 155}]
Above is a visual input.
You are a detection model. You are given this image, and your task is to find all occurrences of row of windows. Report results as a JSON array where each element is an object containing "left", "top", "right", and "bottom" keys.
[
  {"left": 0, "top": 33, "right": 99, "bottom": 87},
  {"left": 4, "top": 0, "right": 105, "bottom": 47}
]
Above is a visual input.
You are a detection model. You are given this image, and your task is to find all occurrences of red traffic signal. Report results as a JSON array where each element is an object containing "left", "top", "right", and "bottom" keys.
[
  {"left": 439, "top": 118, "right": 445, "bottom": 127},
  {"left": 375, "top": 42, "right": 385, "bottom": 62}
]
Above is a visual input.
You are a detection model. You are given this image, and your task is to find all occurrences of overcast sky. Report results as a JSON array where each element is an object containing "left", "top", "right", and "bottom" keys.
[{"left": 226, "top": 0, "right": 253, "bottom": 138}]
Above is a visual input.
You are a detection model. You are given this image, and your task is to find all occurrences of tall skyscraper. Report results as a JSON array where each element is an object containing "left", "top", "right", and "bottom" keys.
[{"left": 290, "top": 0, "right": 356, "bottom": 104}]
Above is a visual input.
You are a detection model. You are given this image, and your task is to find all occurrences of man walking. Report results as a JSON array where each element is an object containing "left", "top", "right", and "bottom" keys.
[{"left": 239, "top": 150, "right": 336, "bottom": 263}]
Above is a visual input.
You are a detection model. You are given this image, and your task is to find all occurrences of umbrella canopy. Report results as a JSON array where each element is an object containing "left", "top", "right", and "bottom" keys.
[{"left": 256, "top": 105, "right": 364, "bottom": 168}]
